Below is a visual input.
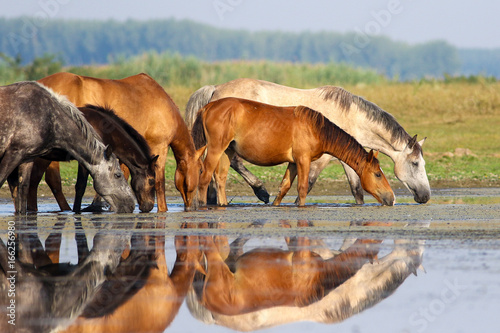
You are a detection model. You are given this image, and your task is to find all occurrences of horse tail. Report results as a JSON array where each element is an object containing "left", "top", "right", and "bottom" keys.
[
  {"left": 185, "top": 85, "right": 216, "bottom": 129},
  {"left": 191, "top": 109, "right": 207, "bottom": 150}
]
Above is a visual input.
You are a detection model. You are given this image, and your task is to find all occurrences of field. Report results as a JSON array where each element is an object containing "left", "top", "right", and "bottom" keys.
[{"left": 1, "top": 53, "right": 499, "bottom": 199}]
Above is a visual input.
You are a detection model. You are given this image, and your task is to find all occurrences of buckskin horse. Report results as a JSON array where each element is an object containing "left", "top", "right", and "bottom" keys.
[
  {"left": 186, "top": 78, "right": 430, "bottom": 204},
  {"left": 0, "top": 82, "right": 135, "bottom": 214},
  {"left": 27, "top": 105, "right": 158, "bottom": 213},
  {"left": 37, "top": 72, "right": 205, "bottom": 212},
  {"left": 191, "top": 97, "right": 395, "bottom": 207}
]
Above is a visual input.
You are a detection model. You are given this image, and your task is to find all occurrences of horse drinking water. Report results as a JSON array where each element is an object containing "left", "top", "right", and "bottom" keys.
[
  {"left": 36, "top": 72, "right": 205, "bottom": 212},
  {"left": 0, "top": 81, "right": 135, "bottom": 214},
  {"left": 192, "top": 97, "right": 395, "bottom": 207},
  {"left": 186, "top": 78, "right": 430, "bottom": 204}
]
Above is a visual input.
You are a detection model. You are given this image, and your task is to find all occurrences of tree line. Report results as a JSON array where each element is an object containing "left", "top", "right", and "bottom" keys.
[{"left": 0, "top": 17, "right": 498, "bottom": 80}]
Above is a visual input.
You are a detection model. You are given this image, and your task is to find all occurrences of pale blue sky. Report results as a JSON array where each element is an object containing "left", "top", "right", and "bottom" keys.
[{"left": 2, "top": 0, "right": 499, "bottom": 48}]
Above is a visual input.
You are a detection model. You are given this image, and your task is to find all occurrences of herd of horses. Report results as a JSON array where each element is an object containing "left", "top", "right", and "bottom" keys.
[{"left": 0, "top": 72, "right": 431, "bottom": 214}]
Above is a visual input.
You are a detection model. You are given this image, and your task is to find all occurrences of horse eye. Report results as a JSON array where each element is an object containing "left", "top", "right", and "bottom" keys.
[
  {"left": 115, "top": 173, "right": 122, "bottom": 179},
  {"left": 412, "top": 162, "right": 419, "bottom": 167},
  {"left": 375, "top": 172, "right": 382, "bottom": 178}
]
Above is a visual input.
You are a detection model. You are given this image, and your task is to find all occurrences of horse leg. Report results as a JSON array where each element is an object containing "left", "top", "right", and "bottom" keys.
[
  {"left": 272, "top": 163, "right": 297, "bottom": 206},
  {"left": 15, "top": 162, "right": 34, "bottom": 215},
  {"left": 294, "top": 154, "right": 331, "bottom": 205},
  {"left": 230, "top": 154, "right": 270, "bottom": 204},
  {"left": 213, "top": 154, "right": 230, "bottom": 206},
  {"left": 340, "top": 161, "right": 364, "bottom": 205},
  {"left": 72, "top": 163, "right": 88, "bottom": 212},
  {"left": 295, "top": 158, "right": 311, "bottom": 206},
  {"left": 199, "top": 148, "right": 226, "bottom": 207},
  {"left": 27, "top": 159, "right": 51, "bottom": 211},
  {"left": 44, "top": 161, "right": 72, "bottom": 211},
  {"left": 154, "top": 152, "right": 168, "bottom": 212}
]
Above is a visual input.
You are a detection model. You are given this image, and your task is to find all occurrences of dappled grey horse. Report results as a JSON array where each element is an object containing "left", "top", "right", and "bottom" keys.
[{"left": 0, "top": 81, "right": 135, "bottom": 214}]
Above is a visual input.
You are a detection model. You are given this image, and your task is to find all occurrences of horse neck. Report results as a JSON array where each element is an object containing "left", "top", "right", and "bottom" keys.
[
  {"left": 170, "top": 121, "right": 197, "bottom": 163},
  {"left": 321, "top": 124, "right": 368, "bottom": 176},
  {"left": 345, "top": 102, "right": 411, "bottom": 159}
]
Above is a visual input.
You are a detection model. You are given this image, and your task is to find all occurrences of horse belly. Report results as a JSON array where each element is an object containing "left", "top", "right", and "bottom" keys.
[{"left": 233, "top": 140, "right": 293, "bottom": 166}]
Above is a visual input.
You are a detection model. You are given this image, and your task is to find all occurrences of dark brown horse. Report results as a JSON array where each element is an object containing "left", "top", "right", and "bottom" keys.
[
  {"left": 0, "top": 82, "right": 135, "bottom": 214},
  {"left": 28, "top": 105, "right": 158, "bottom": 213},
  {"left": 192, "top": 97, "right": 395, "bottom": 206},
  {"left": 36, "top": 72, "right": 205, "bottom": 212}
]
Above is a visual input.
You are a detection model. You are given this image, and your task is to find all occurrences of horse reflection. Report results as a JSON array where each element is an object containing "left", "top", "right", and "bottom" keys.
[
  {"left": 187, "top": 220, "right": 425, "bottom": 331},
  {"left": 43, "top": 220, "right": 202, "bottom": 333},
  {"left": 0, "top": 217, "right": 131, "bottom": 333}
]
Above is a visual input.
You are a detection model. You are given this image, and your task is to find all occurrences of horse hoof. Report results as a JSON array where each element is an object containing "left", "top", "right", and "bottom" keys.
[{"left": 254, "top": 187, "right": 270, "bottom": 204}]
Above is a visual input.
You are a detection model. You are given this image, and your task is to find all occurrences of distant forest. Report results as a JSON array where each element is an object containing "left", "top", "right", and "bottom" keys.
[{"left": 1, "top": 17, "right": 499, "bottom": 80}]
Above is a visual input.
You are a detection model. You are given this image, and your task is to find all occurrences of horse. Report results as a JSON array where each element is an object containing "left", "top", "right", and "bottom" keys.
[
  {"left": 185, "top": 78, "right": 430, "bottom": 204},
  {"left": 37, "top": 72, "right": 206, "bottom": 212},
  {"left": 27, "top": 105, "right": 158, "bottom": 213},
  {"left": 0, "top": 217, "right": 131, "bottom": 333},
  {"left": 187, "top": 221, "right": 426, "bottom": 331},
  {"left": 192, "top": 222, "right": 382, "bottom": 316},
  {"left": 0, "top": 81, "right": 135, "bottom": 214},
  {"left": 191, "top": 97, "right": 395, "bottom": 207}
]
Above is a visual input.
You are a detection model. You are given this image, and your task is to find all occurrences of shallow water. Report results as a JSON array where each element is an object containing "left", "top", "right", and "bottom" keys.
[{"left": 1, "top": 188, "right": 499, "bottom": 333}]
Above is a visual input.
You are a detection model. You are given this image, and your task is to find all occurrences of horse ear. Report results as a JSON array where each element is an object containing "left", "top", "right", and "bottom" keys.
[
  {"left": 367, "top": 149, "right": 375, "bottom": 162},
  {"left": 104, "top": 145, "right": 113, "bottom": 160},
  {"left": 195, "top": 145, "right": 207, "bottom": 161},
  {"left": 407, "top": 135, "right": 418, "bottom": 150},
  {"left": 418, "top": 137, "right": 427, "bottom": 147},
  {"left": 150, "top": 154, "right": 159, "bottom": 165}
]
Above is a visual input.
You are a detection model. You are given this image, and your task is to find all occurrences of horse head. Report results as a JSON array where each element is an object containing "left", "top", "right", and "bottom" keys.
[
  {"left": 130, "top": 154, "right": 158, "bottom": 213},
  {"left": 92, "top": 145, "right": 136, "bottom": 213},
  {"left": 393, "top": 135, "right": 431, "bottom": 204},
  {"left": 175, "top": 146, "right": 207, "bottom": 211},
  {"left": 360, "top": 150, "right": 395, "bottom": 206}
]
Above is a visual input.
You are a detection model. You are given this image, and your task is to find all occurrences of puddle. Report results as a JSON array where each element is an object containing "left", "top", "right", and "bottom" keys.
[{"left": 1, "top": 189, "right": 500, "bottom": 332}]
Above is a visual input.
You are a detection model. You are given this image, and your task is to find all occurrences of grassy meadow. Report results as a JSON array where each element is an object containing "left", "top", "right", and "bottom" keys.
[{"left": 2, "top": 53, "right": 499, "bottom": 196}]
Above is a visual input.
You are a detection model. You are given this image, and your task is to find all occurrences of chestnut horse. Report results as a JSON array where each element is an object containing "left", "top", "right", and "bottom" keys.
[
  {"left": 186, "top": 78, "right": 430, "bottom": 205},
  {"left": 191, "top": 97, "right": 395, "bottom": 206},
  {"left": 36, "top": 72, "right": 205, "bottom": 212}
]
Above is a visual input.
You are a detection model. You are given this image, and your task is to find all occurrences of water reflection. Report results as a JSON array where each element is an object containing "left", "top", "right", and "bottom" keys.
[
  {"left": 187, "top": 220, "right": 425, "bottom": 331},
  {"left": 1, "top": 217, "right": 425, "bottom": 333}
]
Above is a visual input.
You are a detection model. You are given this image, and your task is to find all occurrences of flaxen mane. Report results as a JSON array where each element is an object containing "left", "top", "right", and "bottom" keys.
[{"left": 317, "top": 86, "right": 411, "bottom": 146}]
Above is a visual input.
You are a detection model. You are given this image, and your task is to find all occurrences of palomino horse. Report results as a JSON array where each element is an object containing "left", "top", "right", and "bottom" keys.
[
  {"left": 187, "top": 221, "right": 426, "bottom": 331},
  {"left": 0, "top": 217, "right": 131, "bottom": 333},
  {"left": 37, "top": 72, "right": 205, "bottom": 212},
  {"left": 191, "top": 97, "right": 395, "bottom": 206},
  {"left": 191, "top": 220, "right": 382, "bottom": 316},
  {"left": 27, "top": 105, "right": 158, "bottom": 213},
  {"left": 0, "top": 82, "right": 135, "bottom": 214},
  {"left": 186, "top": 78, "right": 430, "bottom": 204}
]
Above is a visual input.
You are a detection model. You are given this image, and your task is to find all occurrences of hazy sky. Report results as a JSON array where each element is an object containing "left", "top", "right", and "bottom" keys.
[{"left": 2, "top": 0, "right": 499, "bottom": 49}]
